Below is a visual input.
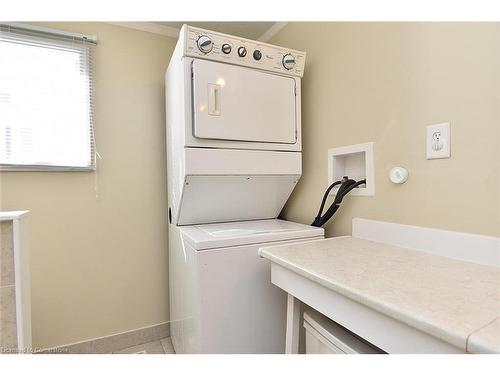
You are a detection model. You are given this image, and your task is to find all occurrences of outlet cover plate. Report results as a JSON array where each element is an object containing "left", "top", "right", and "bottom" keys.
[{"left": 426, "top": 122, "right": 450, "bottom": 159}]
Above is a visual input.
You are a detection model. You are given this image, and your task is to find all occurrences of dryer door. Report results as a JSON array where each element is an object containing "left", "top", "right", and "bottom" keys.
[{"left": 192, "top": 59, "right": 297, "bottom": 144}]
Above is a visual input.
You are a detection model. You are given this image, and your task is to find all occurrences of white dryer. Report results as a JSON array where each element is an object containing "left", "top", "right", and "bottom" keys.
[
  {"left": 165, "top": 25, "right": 323, "bottom": 353},
  {"left": 166, "top": 25, "right": 306, "bottom": 226}
]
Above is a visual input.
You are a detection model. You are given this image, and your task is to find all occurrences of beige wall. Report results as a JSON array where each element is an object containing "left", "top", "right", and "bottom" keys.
[
  {"left": 0, "top": 22, "right": 176, "bottom": 349},
  {"left": 270, "top": 23, "right": 500, "bottom": 238},
  {"left": 1, "top": 21, "right": 499, "bottom": 350}
]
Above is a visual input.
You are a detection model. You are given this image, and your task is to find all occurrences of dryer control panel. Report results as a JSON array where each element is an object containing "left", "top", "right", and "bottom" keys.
[{"left": 182, "top": 25, "right": 306, "bottom": 77}]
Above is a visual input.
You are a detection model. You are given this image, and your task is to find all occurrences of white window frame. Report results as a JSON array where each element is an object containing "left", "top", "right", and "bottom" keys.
[{"left": 0, "top": 23, "right": 97, "bottom": 172}]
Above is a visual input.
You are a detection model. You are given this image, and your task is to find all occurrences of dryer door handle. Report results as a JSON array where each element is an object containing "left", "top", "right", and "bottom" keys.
[{"left": 208, "top": 84, "right": 221, "bottom": 116}]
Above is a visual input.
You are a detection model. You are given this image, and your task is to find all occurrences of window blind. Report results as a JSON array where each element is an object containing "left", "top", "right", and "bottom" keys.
[{"left": 0, "top": 24, "right": 96, "bottom": 170}]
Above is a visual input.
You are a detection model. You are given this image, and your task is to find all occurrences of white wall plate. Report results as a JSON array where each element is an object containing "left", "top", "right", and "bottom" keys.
[
  {"left": 327, "top": 142, "right": 374, "bottom": 196},
  {"left": 426, "top": 123, "right": 450, "bottom": 159}
]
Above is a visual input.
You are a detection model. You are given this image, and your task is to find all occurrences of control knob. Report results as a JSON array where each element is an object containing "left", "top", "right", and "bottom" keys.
[
  {"left": 237, "top": 46, "right": 247, "bottom": 57},
  {"left": 221, "top": 43, "right": 232, "bottom": 54},
  {"left": 197, "top": 35, "right": 213, "bottom": 53},
  {"left": 282, "top": 53, "right": 296, "bottom": 70},
  {"left": 253, "top": 50, "right": 262, "bottom": 60}
]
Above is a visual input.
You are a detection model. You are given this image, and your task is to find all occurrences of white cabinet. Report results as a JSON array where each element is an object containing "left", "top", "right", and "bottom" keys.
[{"left": 304, "top": 309, "right": 381, "bottom": 354}]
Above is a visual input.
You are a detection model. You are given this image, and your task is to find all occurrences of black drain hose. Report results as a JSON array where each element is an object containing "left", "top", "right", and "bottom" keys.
[{"left": 311, "top": 177, "right": 367, "bottom": 227}]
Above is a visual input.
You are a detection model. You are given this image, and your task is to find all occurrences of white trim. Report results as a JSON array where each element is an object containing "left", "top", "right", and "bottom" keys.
[
  {"left": 257, "top": 22, "right": 288, "bottom": 42},
  {"left": 12, "top": 214, "right": 32, "bottom": 352},
  {"left": 105, "top": 22, "right": 179, "bottom": 38},
  {"left": 352, "top": 218, "right": 500, "bottom": 268},
  {"left": 0, "top": 211, "right": 29, "bottom": 221},
  {"left": 12, "top": 219, "right": 24, "bottom": 351}
]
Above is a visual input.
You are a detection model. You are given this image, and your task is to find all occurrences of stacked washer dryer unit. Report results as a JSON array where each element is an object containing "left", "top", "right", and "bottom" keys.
[{"left": 165, "top": 25, "right": 324, "bottom": 354}]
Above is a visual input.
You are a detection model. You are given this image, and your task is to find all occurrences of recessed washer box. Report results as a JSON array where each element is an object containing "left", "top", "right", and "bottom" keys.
[{"left": 327, "top": 142, "right": 374, "bottom": 196}]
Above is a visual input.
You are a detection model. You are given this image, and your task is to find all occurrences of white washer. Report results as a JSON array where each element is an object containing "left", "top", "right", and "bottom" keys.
[{"left": 169, "top": 219, "right": 324, "bottom": 354}]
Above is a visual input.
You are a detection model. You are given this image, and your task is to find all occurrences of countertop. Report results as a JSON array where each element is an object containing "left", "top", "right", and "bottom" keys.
[
  {"left": 259, "top": 236, "right": 500, "bottom": 353},
  {"left": 467, "top": 317, "right": 500, "bottom": 354}
]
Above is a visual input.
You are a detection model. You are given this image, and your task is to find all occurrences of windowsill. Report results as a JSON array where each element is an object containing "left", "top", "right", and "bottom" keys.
[{"left": 0, "top": 165, "right": 96, "bottom": 172}]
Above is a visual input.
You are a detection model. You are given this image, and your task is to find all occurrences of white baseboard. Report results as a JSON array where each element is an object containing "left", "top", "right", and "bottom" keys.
[{"left": 352, "top": 218, "right": 500, "bottom": 268}]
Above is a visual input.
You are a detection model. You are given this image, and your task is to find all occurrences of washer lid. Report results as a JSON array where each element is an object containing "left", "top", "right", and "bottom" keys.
[{"left": 179, "top": 219, "right": 324, "bottom": 250}]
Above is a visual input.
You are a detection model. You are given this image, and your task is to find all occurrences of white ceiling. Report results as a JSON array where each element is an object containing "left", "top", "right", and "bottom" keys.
[
  {"left": 155, "top": 22, "right": 277, "bottom": 40},
  {"left": 108, "top": 22, "right": 286, "bottom": 42}
]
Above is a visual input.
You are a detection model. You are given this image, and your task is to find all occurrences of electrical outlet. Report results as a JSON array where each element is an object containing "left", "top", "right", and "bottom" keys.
[{"left": 426, "top": 123, "right": 450, "bottom": 159}]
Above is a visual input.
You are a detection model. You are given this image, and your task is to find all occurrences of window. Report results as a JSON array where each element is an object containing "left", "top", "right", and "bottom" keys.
[{"left": 0, "top": 24, "right": 96, "bottom": 170}]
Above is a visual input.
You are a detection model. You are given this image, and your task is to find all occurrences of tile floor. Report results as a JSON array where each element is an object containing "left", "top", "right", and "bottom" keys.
[{"left": 112, "top": 337, "right": 175, "bottom": 354}]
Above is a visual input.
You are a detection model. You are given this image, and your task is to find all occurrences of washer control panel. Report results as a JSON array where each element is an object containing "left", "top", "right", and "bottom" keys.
[{"left": 183, "top": 25, "right": 306, "bottom": 77}]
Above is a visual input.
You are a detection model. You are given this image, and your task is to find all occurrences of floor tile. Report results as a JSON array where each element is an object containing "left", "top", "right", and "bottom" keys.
[
  {"left": 92, "top": 326, "right": 152, "bottom": 354},
  {"left": 113, "top": 340, "right": 165, "bottom": 354},
  {"left": 160, "top": 337, "right": 176, "bottom": 354}
]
